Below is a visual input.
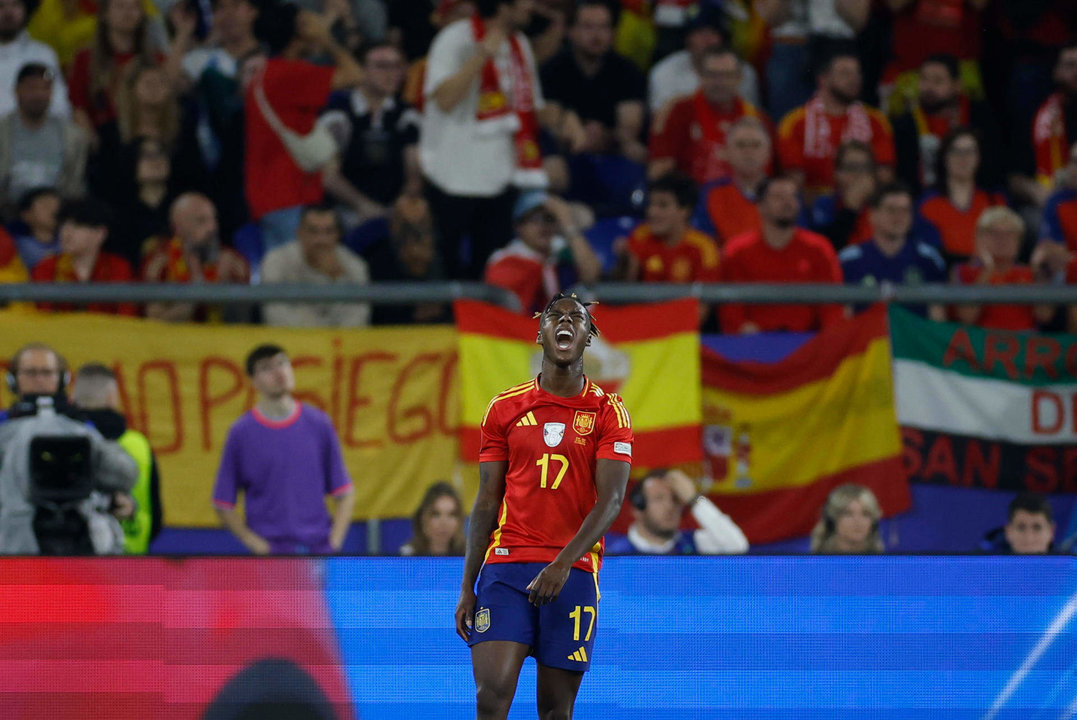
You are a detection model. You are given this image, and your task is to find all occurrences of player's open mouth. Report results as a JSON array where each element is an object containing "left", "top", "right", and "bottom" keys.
[{"left": 556, "top": 329, "right": 573, "bottom": 350}]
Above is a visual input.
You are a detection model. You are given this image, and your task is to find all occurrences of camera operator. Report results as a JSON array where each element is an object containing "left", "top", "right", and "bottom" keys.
[{"left": 0, "top": 343, "right": 137, "bottom": 554}]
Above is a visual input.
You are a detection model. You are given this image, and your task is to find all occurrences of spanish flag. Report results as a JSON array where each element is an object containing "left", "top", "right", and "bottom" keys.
[
  {"left": 455, "top": 299, "right": 702, "bottom": 466},
  {"left": 702, "top": 305, "right": 910, "bottom": 543}
]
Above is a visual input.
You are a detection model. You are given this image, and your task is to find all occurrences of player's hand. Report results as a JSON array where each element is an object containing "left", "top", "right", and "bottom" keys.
[
  {"left": 526, "top": 560, "right": 570, "bottom": 606},
  {"left": 455, "top": 587, "right": 477, "bottom": 641}
]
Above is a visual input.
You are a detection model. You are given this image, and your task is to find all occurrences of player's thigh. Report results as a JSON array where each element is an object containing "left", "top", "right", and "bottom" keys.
[
  {"left": 470, "top": 640, "right": 531, "bottom": 694},
  {"left": 534, "top": 568, "right": 600, "bottom": 672},
  {"left": 535, "top": 663, "right": 584, "bottom": 716},
  {"left": 468, "top": 563, "right": 541, "bottom": 649}
]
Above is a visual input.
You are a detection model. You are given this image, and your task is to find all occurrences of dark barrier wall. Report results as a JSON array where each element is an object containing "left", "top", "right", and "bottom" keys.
[{"left": 0, "top": 557, "right": 1074, "bottom": 718}]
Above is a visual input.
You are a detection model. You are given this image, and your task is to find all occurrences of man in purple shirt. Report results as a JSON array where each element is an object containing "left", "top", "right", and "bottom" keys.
[{"left": 212, "top": 344, "right": 355, "bottom": 554}]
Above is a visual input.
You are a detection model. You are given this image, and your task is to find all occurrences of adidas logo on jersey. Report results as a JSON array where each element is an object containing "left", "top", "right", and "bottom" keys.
[
  {"left": 567, "top": 646, "right": 588, "bottom": 662},
  {"left": 515, "top": 412, "right": 537, "bottom": 427}
]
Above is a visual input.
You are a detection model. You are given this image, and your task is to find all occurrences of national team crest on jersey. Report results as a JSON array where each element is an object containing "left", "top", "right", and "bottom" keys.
[
  {"left": 573, "top": 411, "right": 596, "bottom": 436},
  {"left": 543, "top": 422, "right": 565, "bottom": 447},
  {"left": 475, "top": 607, "right": 490, "bottom": 633}
]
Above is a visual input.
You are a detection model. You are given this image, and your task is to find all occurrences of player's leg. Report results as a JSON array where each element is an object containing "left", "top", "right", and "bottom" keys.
[
  {"left": 535, "top": 664, "right": 584, "bottom": 720},
  {"left": 468, "top": 564, "right": 543, "bottom": 719},
  {"left": 471, "top": 640, "right": 531, "bottom": 720},
  {"left": 532, "top": 568, "right": 600, "bottom": 719}
]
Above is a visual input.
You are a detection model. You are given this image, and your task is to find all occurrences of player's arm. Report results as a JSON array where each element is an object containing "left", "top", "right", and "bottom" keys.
[
  {"left": 526, "top": 458, "right": 630, "bottom": 606},
  {"left": 455, "top": 460, "right": 507, "bottom": 641}
]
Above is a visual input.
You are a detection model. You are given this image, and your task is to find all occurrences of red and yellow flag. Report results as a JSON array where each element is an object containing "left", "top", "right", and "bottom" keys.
[
  {"left": 701, "top": 305, "right": 910, "bottom": 543},
  {"left": 455, "top": 299, "right": 702, "bottom": 466}
]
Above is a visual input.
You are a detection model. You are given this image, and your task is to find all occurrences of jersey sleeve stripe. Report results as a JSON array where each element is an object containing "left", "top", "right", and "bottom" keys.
[
  {"left": 483, "top": 381, "right": 537, "bottom": 425},
  {"left": 610, "top": 397, "right": 630, "bottom": 428}
]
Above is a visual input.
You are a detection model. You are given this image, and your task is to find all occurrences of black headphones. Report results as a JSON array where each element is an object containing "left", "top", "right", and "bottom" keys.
[{"left": 630, "top": 470, "right": 672, "bottom": 511}]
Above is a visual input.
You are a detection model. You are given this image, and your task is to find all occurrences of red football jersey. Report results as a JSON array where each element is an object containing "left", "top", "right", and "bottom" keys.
[{"left": 479, "top": 376, "right": 633, "bottom": 574}]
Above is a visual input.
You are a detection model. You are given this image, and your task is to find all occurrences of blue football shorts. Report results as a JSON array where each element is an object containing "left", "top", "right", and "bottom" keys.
[{"left": 468, "top": 562, "right": 600, "bottom": 672}]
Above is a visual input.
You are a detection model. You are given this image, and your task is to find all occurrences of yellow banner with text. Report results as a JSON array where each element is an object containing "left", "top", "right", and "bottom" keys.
[{"left": 0, "top": 312, "right": 465, "bottom": 526}]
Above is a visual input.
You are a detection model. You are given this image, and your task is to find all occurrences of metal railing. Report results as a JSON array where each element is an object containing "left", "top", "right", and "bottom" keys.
[{"left": 3, "top": 281, "right": 1077, "bottom": 306}]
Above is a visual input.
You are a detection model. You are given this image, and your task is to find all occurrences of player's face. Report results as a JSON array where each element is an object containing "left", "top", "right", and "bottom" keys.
[
  {"left": 640, "top": 479, "right": 681, "bottom": 537},
  {"left": 1005, "top": 510, "right": 1054, "bottom": 554},
  {"left": 13, "top": 349, "right": 62, "bottom": 396},
  {"left": 538, "top": 298, "right": 591, "bottom": 366},
  {"left": 423, "top": 495, "right": 460, "bottom": 554},
  {"left": 834, "top": 498, "right": 873, "bottom": 548},
  {"left": 251, "top": 353, "right": 295, "bottom": 399}
]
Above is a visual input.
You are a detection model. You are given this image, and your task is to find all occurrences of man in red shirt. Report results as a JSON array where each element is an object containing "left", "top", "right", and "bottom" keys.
[
  {"left": 720, "top": 175, "right": 844, "bottom": 333},
  {"left": 777, "top": 52, "right": 894, "bottom": 201},
  {"left": 953, "top": 206, "right": 1053, "bottom": 332},
  {"left": 649, "top": 47, "right": 770, "bottom": 186},
  {"left": 456, "top": 292, "right": 632, "bottom": 720},
  {"left": 31, "top": 199, "right": 137, "bottom": 316},
  {"left": 245, "top": 5, "right": 363, "bottom": 251},
  {"left": 621, "top": 172, "right": 720, "bottom": 284},
  {"left": 141, "top": 192, "right": 251, "bottom": 322},
  {"left": 620, "top": 172, "right": 719, "bottom": 324},
  {"left": 1032, "top": 42, "right": 1077, "bottom": 190},
  {"left": 694, "top": 116, "right": 768, "bottom": 247}
]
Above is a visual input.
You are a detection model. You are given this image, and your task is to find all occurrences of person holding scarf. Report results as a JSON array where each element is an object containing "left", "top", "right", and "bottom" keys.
[
  {"left": 141, "top": 192, "right": 250, "bottom": 323},
  {"left": 777, "top": 51, "right": 895, "bottom": 203},
  {"left": 421, "top": 0, "right": 579, "bottom": 280}
]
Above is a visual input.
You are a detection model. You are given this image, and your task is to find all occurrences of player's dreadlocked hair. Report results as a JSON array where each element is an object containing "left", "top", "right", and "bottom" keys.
[{"left": 533, "top": 292, "right": 601, "bottom": 337}]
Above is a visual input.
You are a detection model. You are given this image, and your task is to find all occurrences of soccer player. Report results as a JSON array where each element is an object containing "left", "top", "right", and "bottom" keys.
[{"left": 455, "top": 293, "right": 633, "bottom": 720}]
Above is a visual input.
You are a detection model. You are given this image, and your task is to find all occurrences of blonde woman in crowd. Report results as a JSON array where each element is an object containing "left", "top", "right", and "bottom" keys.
[
  {"left": 810, "top": 483, "right": 884, "bottom": 554},
  {"left": 399, "top": 481, "right": 466, "bottom": 556}
]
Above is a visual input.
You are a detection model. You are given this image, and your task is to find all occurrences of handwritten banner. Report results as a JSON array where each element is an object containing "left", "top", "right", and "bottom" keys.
[{"left": 0, "top": 312, "right": 463, "bottom": 526}]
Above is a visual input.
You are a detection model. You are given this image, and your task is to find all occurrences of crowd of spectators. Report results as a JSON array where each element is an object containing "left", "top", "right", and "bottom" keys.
[{"left": 0, "top": 0, "right": 1070, "bottom": 331}]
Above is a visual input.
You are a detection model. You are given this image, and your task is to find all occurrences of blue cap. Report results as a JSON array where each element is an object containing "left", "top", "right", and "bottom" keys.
[
  {"left": 686, "top": 3, "right": 727, "bottom": 35},
  {"left": 513, "top": 191, "right": 550, "bottom": 222}
]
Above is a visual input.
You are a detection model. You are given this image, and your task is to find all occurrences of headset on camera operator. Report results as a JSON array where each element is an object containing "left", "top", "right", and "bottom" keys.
[{"left": 0, "top": 343, "right": 137, "bottom": 554}]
